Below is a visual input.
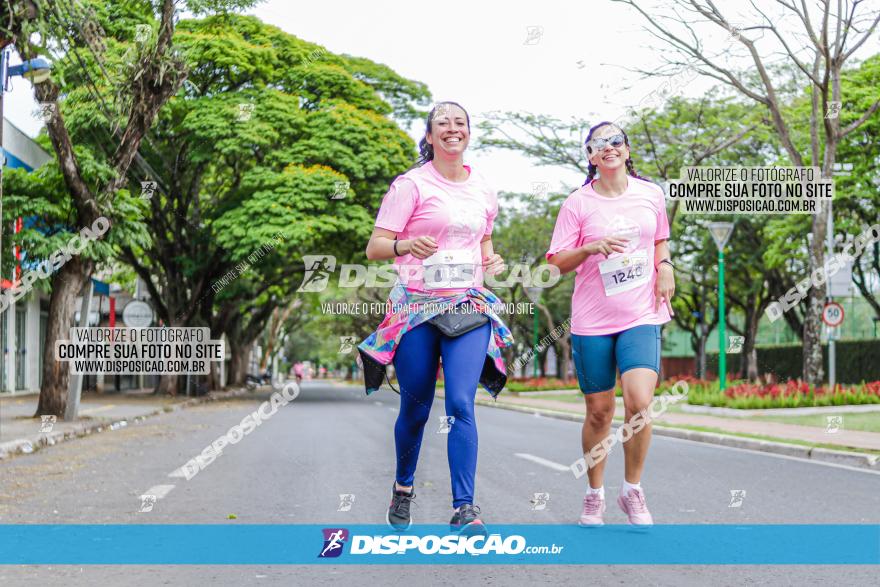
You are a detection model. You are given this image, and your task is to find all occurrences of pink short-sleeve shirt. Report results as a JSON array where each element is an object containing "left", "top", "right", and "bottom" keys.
[
  {"left": 375, "top": 161, "right": 498, "bottom": 293},
  {"left": 546, "top": 177, "right": 671, "bottom": 336}
]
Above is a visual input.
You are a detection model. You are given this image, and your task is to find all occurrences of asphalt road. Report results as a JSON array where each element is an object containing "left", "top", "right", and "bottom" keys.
[{"left": 0, "top": 381, "right": 877, "bottom": 586}]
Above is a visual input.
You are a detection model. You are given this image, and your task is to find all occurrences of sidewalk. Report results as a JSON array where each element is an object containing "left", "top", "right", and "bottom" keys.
[
  {"left": 484, "top": 392, "right": 880, "bottom": 451},
  {"left": 0, "top": 387, "right": 251, "bottom": 460}
]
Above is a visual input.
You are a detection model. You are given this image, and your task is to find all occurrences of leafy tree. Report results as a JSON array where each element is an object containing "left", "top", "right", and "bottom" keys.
[
  {"left": 113, "top": 14, "right": 428, "bottom": 389},
  {"left": 489, "top": 191, "right": 574, "bottom": 378},
  {"left": 611, "top": 0, "right": 880, "bottom": 384},
  {"left": 1, "top": 0, "right": 256, "bottom": 416},
  {"left": 761, "top": 54, "right": 880, "bottom": 338},
  {"left": 831, "top": 55, "right": 880, "bottom": 318},
  {"left": 3, "top": 140, "right": 150, "bottom": 284}
]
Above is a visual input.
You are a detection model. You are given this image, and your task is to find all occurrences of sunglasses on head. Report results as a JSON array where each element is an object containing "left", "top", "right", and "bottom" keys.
[{"left": 586, "top": 133, "right": 626, "bottom": 153}]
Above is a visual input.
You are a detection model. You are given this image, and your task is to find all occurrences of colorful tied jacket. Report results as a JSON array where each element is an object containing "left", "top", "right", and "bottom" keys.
[{"left": 357, "top": 283, "right": 514, "bottom": 397}]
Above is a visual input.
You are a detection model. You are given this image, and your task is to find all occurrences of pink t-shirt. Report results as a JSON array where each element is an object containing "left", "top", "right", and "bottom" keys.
[
  {"left": 374, "top": 161, "right": 498, "bottom": 293},
  {"left": 546, "top": 177, "right": 671, "bottom": 336}
]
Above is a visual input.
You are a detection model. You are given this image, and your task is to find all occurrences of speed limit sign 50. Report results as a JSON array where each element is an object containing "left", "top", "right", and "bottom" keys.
[{"left": 822, "top": 302, "right": 844, "bottom": 327}]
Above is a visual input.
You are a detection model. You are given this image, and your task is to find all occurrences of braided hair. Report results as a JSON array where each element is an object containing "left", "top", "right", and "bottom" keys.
[
  {"left": 582, "top": 121, "right": 650, "bottom": 185},
  {"left": 416, "top": 101, "right": 470, "bottom": 166}
]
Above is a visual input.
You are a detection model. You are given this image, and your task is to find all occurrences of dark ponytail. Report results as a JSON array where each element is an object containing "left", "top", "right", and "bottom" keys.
[
  {"left": 585, "top": 161, "right": 599, "bottom": 185},
  {"left": 416, "top": 101, "right": 470, "bottom": 166},
  {"left": 625, "top": 158, "right": 644, "bottom": 179},
  {"left": 417, "top": 136, "right": 434, "bottom": 166},
  {"left": 582, "top": 121, "right": 650, "bottom": 185}
]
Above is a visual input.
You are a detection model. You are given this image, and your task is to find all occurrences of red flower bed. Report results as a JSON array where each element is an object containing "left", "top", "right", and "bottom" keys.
[
  {"left": 724, "top": 380, "right": 880, "bottom": 400},
  {"left": 506, "top": 377, "right": 579, "bottom": 391}
]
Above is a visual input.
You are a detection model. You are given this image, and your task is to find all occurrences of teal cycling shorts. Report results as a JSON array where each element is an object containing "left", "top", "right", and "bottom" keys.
[{"left": 571, "top": 324, "right": 661, "bottom": 394}]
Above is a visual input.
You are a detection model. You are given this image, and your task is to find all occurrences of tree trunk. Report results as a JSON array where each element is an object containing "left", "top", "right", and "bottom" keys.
[
  {"left": 746, "top": 347, "right": 758, "bottom": 381},
  {"left": 153, "top": 373, "right": 178, "bottom": 396},
  {"left": 35, "top": 258, "right": 91, "bottom": 418},
  {"left": 739, "top": 334, "right": 755, "bottom": 382},
  {"left": 558, "top": 333, "right": 572, "bottom": 381},
  {"left": 152, "top": 316, "right": 182, "bottom": 395},
  {"left": 227, "top": 339, "right": 253, "bottom": 385},
  {"left": 803, "top": 287, "right": 825, "bottom": 384},
  {"left": 697, "top": 333, "right": 707, "bottom": 379},
  {"left": 259, "top": 340, "right": 273, "bottom": 372},
  {"left": 259, "top": 308, "right": 279, "bottom": 371},
  {"left": 695, "top": 315, "right": 711, "bottom": 380},
  {"left": 207, "top": 359, "right": 220, "bottom": 391},
  {"left": 741, "top": 308, "right": 761, "bottom": 381},
  {"left": 803, "top": 204, "right": 828, "bottom": 384},
  {"left": 696, "top": 285, "right": 709, "bottom": 379}
]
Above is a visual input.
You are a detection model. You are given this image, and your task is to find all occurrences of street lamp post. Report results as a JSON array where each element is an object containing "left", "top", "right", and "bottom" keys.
[
  {"left": 525, "top": 286, "right": 543, "bottom": 379},
  {"left": 709, "top": 222, "right": 734, "bottom": 391}
]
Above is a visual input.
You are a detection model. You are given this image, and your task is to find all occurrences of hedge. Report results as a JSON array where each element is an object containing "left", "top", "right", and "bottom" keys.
[{"left": 706, "top": 339, "right": 880, "bottom": 384}]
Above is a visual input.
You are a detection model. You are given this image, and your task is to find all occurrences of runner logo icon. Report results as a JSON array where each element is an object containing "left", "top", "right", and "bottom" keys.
[{"left": 318, "top": 528, "right": 349, "bottom": 558}]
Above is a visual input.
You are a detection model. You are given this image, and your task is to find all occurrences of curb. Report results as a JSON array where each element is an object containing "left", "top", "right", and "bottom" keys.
[
  {"left": 473, "top": 398, "right": 880, "bottom": 471},
  {"left": 0, "top": 386, "right": 254, "bottom": 462},
  {"left": 680, "top": 403, "right": 880, "bottom": 417}
]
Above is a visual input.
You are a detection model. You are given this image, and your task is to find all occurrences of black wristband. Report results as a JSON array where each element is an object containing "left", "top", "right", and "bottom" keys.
[
  {"left": 393, "top": 239, "right": 400, "bottom": 257},
  {"left": 657, "top": 258, "right": 674, "bottom": 271}
]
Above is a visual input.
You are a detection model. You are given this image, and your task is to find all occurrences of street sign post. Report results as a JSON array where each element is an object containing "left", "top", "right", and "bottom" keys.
[
  {"left": 65, "top": 280, "right": 94, "bottom": 421},
  {"left": 823, "top": 302, "right": 844, "bottom": 375},
  {"left": 828, "top": 260, "right": 853, "bottom": 297},
  {"left": 822, "top": 302, "right": 844, "bottom": 328},
  {"left": 709, "top": 222, "right": 734, "bottom": 391},
  {"left": 122, "top": 300, "right": 154, "bottom": 327}
]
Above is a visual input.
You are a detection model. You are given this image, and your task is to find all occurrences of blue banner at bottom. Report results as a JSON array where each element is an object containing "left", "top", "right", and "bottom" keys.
[{"left": 1, "top": 524, "right": 877, "bottom": 564}]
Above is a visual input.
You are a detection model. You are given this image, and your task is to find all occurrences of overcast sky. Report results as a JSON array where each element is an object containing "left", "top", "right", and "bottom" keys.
[
  {"left": 250, "top": 0, "right": 730, "bottom": 193},
  {"left": 3, "top": 0, "right": 877, "bottom": 194}
]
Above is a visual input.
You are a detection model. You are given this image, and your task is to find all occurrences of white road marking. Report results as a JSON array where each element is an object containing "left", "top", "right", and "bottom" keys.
[
  {"left": 167, "top": 468, "right": 187, "bottom": 478},
  {"left": 497, "top": 406, "right": 880, "bottom": 476},
  {"left": 142, "top": 484, "right": 176, "bottom": 499},
  {"left": 514, "top": 452, "right": 570, "bottom": 472}
]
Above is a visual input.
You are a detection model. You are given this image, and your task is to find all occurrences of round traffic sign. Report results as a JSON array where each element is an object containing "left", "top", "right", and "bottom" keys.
[
  {"left": 822, "top": 302, "right": 844, "bottom": 327},
  {"left": 122, "top": 300, "right": 154, "bottom": 327}
]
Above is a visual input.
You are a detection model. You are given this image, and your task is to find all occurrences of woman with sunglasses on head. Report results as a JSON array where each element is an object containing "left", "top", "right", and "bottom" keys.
[
  {"left": 546, "top": 122, "right": 674, "bottom": 526},
  {"left": 358, "top": 102, "right": 514, "bottom": 535}
]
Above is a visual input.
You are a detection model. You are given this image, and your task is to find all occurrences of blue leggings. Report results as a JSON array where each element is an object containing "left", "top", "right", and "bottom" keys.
[{"left": 392, "top": 321, "right": 491, "bottom": 509}]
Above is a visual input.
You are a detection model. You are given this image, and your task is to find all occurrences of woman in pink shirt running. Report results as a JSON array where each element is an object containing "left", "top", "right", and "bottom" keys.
[
  {"left": 547, "top": 121, "right": 675, "bottom": 527},
  {"left": 361, "top": 102, "right": 513, "bottom": 535}
]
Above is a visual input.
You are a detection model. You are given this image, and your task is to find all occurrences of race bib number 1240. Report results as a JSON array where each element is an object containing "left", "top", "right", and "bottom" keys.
[{"left": 597, "top": 249, "right": 649, "bottom": 296}]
